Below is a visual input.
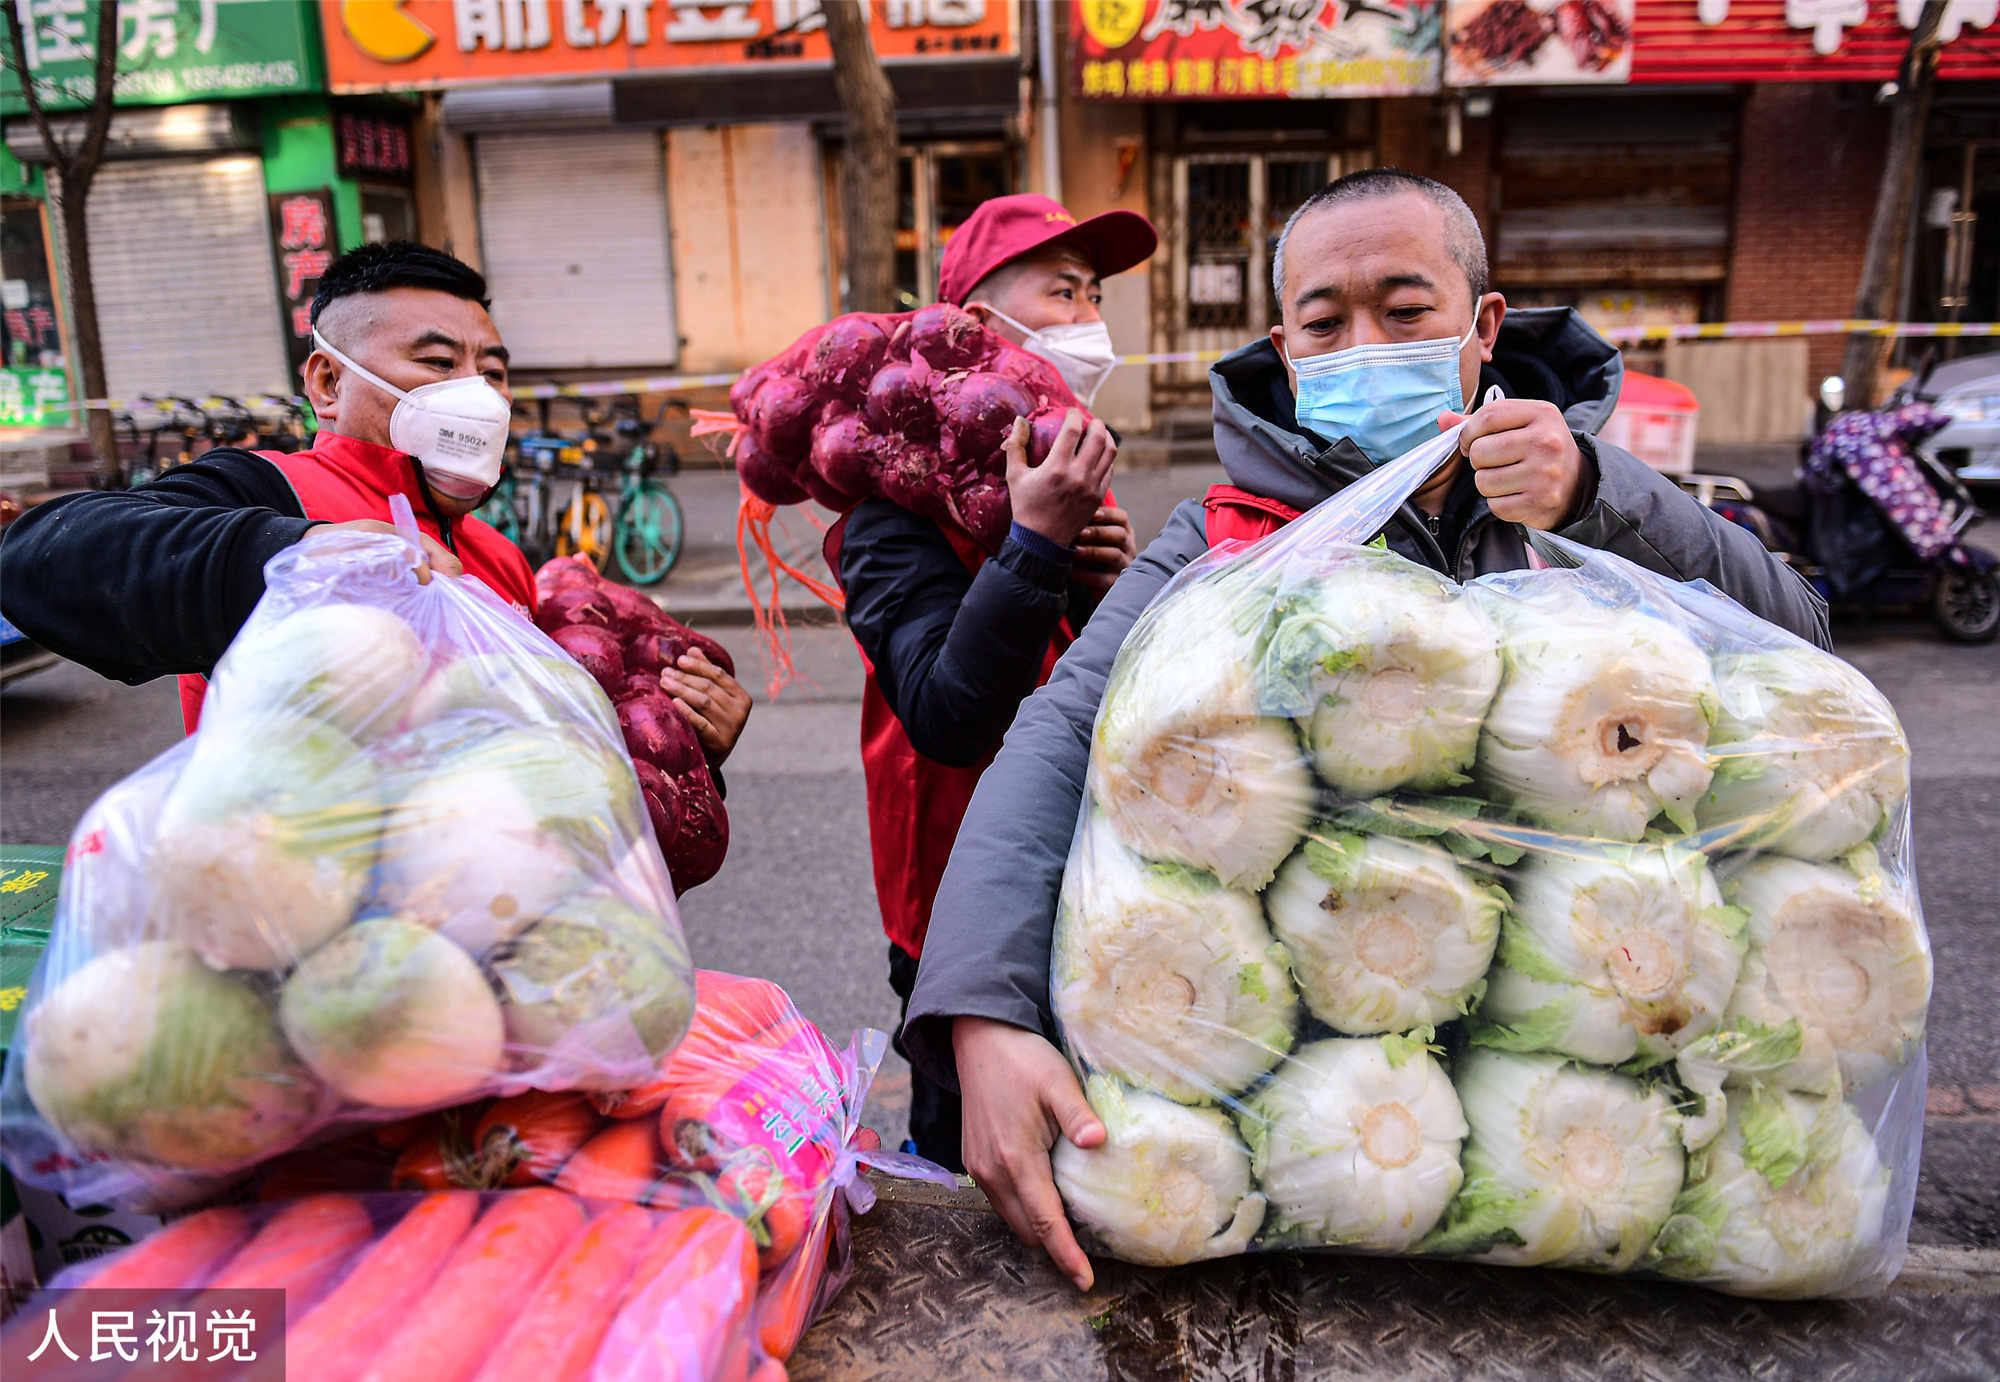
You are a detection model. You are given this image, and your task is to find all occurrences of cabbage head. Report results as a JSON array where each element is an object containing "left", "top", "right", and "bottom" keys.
[
  {"left": 1053, "top": 819, "right": 1297, "bottom": 1104},
  {"left": 1263, "top": 831, "right": 1504, "bottom": 1035},
  {"left": 1052, "top": 1074, "right": 1265, "bottom": 1267}
]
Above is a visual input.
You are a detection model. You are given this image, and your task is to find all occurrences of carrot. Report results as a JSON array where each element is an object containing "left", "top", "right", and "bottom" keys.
[
  {"left": 555, "top": 1119, "right": 662, "bottom": 1203},
  {"left": 393, "top": 1117, "right": 481, "bottom": 1191},
  {"left": 591, "top": 1209, "right": 759, "bottom": 1382},
  {"left": 475, "top": 1092, "right": 603, "bottom": 1187},
  {"left": 754, "top": 1199, "right": 835, "bottom": 1360},
  {"left": 714, "top": 1152, "right": 810, "bottom": 1271},
  {"left": 469, "top": 1204, "right": 656, "bottom": 1382},
  {"left": 209, "top": 1194, "right": 376, "bottom": 1320},
  {"left": 0, "top": 1208, "right": 253, "bottom": 1382},
  {"left": 590, "top": 972, "right": 796, "bottom": 1121},
  {"left": 286, "top": 1192, "right": 481, "bottom": 1382},
  {"left": 78, "top": 1206, "right": 253, "bottom": 1288},
  {"left": 357, "top": 1189, "right": 587, "bottom": 1382}
]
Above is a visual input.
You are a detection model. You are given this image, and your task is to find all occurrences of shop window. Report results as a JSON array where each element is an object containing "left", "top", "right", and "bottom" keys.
[
  {"left": 360, "top": 186, "right": 416, "bottom": 245},
  {"left": 891, "top": 141, "right": 1014, "bottom": 309},
  {"left": 2, "top": 199, "right": 65, "bottom": 371}
]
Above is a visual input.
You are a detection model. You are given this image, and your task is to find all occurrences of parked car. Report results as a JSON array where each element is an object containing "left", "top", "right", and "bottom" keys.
[{"left": 1905, "top": 348, "right": 2000, "bottom": 489}]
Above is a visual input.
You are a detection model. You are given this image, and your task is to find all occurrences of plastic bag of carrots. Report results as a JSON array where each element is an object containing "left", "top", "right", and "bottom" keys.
[
  {"left": 250, "top": 971, "right": 954, "bottom": 1361},
  {"left": 3, "top": 1189, "right": 786, "bottom": 1382}
]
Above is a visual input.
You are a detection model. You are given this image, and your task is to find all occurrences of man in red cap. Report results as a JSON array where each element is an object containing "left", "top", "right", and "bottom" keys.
[{"left": 826, "top": 194, "right": 1157, "bottom": 1169}]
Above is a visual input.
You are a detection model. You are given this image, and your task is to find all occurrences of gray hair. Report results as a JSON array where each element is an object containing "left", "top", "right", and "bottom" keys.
[{"left": 1271, "top": 169, "right": 1489, "bottom": 311}]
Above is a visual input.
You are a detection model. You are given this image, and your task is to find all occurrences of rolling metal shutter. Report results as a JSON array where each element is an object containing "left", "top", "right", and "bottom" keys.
[
  {"left": 1494, "top": 93, "right": 1738, "bottom": 291},
  {"left": 474, "top": 131, "right": 678, "bottom": 370},
  {"left": 52, "top": 155, "right": 289, "bottom": 400}
]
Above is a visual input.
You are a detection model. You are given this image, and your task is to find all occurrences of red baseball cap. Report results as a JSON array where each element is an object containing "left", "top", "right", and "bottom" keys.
[{"left": 937, "top": 194, "right": 1158, "bottom": 307}]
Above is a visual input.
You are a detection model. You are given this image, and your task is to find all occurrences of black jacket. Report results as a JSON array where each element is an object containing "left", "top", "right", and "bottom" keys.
[
  {"left": 0, "top": 450, "right": 318, "bottom": 684},
  {"left": 835, "top": 502, "right": 1103, "bottom": 768}
]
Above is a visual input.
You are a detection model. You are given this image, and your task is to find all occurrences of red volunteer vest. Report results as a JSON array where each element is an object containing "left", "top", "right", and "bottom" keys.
[
  {"left": 824, "top": 517, "right": 1074, "bottom": 960},
  {"left": 177, "top": 434, "right": 537, "bottom": 733},
  {"left": 1202, "top": 483, "right": 1301, "bottom": 546}
]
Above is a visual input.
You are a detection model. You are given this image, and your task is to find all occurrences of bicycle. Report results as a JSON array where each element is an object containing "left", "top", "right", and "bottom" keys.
[
  {"left": 586, "top": 396, "right": 686, "bottom": 586},
  {"left": 116, "top": 403, "right": 172, "bottom": 487}
]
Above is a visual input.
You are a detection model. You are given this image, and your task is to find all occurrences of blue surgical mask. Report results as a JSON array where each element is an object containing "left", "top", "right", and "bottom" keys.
[{"left": 1285, "top": 321, "right": 1479, "bottom": 465}]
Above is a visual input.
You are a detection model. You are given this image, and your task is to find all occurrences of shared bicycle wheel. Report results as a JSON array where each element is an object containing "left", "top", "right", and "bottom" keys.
[
  {"left": 555, "top": 492, "right": 614, "bottom": 571},
  {"left": 476, "top": 481, "right": 521, "bottom": 545},
  {"left": 612, "top": 486, "right": 685, "bottom": 586}
]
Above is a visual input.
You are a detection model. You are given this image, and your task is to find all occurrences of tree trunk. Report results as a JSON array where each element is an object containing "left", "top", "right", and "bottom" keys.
[
  {"left": 824, "top": 2, "right": 898, "bottom": 314},
  {"left": 54, "top": 169, "right": 118, "bottom": 479},
  {"left": 6, "top": 0, "right": 123, "bottom": 484},
  {"left": 1840, "top": 1, "right": 1945, "bottom": 408}
]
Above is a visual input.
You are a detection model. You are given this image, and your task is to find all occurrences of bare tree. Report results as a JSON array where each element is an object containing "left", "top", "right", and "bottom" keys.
[
  {"left": 1840, "top": 0, "right": 1945, "bottom": 408},
  {"left": 5, "top": 0, "right": 122, "bottom": 485},
  {"left": 824, "top": 1, "right": 897, "bottom": 313}
]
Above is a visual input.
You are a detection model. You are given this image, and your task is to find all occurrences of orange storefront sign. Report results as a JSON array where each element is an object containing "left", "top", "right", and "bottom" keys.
[{"left": 325, "top": 0, "right": 1017, "bottom": 92}]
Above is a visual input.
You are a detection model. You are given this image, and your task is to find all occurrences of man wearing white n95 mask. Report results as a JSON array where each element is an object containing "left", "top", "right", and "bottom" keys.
[{"left": 0, "top": 241, "right": 749, "bottom": 764}]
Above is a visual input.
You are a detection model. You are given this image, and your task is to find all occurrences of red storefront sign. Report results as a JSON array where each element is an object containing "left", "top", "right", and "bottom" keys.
[
  {"left": 1629, "top": 0, "right": 2000, "bottom": 82},
  {"left": 1072, "top": 0, "right": 1444, "bottom": 99},
  {"left": 267, "top": 189, "right": 338, "bottom": 384}
]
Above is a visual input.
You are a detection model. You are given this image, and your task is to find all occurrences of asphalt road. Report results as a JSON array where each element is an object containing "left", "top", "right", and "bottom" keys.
[{"left": 2, "top": 521, "right": 1994, "bottom": 1248}]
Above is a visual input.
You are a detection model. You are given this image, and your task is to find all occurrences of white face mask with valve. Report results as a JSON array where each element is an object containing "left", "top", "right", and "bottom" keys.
[
  {"left": 970, "top": 303, "right": 1119, "bottom": 408},
  {"left": 312, "top": 329, "right": 512, "bottom": 498}
]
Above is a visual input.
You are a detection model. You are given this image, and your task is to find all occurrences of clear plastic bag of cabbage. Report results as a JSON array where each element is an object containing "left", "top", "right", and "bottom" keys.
[
  {"left": 1050, "top": 425, "right": 1927, "bottom": 1300},
  {"left": 1, "top": 509, "right": 696, "bottom": 1208}
]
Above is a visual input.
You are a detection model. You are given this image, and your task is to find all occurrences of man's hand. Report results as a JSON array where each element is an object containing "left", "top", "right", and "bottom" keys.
[
  {"left": 1072, "top": 506, "right": 1136, "bottom": 593},
  {"left": 1440, "top": 399, "right": 1591, "bottom": 531},
  {"left": 1005, "top": 410, "right": 1117, "bottom": 549},
  {"left": 954, "top": 1015, "right": 1106, "bottom": 1292},
  {"left": 314, "top": 519, "right": 462, "bottom": 583},
  {"left": 659, "top": 648, "right": 752, "bottom": 766}
]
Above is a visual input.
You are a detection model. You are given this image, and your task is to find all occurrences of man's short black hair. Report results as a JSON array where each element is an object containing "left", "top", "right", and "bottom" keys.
[
  {"left": 1272, "top": 168, "right": 1489, "bottom": 308},
  {"left": 309, "top": 241, "right": 490, "bottom": 324}
]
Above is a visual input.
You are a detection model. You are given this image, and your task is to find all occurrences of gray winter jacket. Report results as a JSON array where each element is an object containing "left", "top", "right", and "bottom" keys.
[{"left": 900, "top": 308, "right": 1830, "bottom": 1087}]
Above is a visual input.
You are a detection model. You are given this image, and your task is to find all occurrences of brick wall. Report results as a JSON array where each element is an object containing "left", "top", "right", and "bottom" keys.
[{"left": 1726, "top": 84, "right": 1891, "bottom": 383}]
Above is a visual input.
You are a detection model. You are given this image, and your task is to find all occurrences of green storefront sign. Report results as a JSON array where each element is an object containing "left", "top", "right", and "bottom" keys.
[
  {"left": 0, "top": 368, "right": 72, "bottom": 426},
  {"left": 1, "top": 0, "right": 323, "bottom": 115}
]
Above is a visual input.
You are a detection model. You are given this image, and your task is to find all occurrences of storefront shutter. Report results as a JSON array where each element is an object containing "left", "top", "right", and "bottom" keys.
[
  {"left": 52, "top": 154, "right": 289, "bottom": 402},
  {"left": 1494, "top": 94, "right": 1737, "bottom": 291},
  {"left": 474, "top": 131, "right": 678, "bottom": 370}
]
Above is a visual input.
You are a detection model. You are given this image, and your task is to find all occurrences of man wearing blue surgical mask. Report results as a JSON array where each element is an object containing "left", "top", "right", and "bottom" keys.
[{"left": 899, "top": 169, "right": 1832, "bottom": 1295}]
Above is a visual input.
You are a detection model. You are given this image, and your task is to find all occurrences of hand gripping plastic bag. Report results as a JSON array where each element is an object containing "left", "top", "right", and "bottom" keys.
[
  {"left": 1, "top": 504, "right": 697, "bottom": 1209},
  {"left": 1049, "top": 426, "right": 1927, "bottom": 1299},
  {"left": 2, "top": 1189, "right": 784, "bottom": 1382}
]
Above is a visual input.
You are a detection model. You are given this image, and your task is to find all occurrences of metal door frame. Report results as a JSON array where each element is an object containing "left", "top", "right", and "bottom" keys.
[{"left": 1159, "top": 148, "right": 1354, "bottom": 401}]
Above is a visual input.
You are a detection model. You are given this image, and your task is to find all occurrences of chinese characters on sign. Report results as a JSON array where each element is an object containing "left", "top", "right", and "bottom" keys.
[
  {"left": 1072, "top": 0, "right": 1443, "bottom": 100},
  {"left": 324, "top": 0, "right": 1016, "bottom": 91},
  {"left": 1630, "top": 0, "right": 2000, "bottom": 81},
  {"left": 335, "top": 110, "right": 417, "bottom": 184},
  {"left": 267, "top": 191, "right": 339, "bottom": 385},
  {"left": 0, "top": 369, "right": 72, "bottom": 428},
  {"left": 10, "top": 1290, "right": 285, "bottom": 1380},
  {"left": 1, "top": 0, "right": 318, "bottom": 113}
]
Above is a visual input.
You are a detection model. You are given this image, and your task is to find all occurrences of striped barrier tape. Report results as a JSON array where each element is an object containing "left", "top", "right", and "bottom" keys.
[{"left": 27, "top": 320, "right": 2000, "bottom": 414}]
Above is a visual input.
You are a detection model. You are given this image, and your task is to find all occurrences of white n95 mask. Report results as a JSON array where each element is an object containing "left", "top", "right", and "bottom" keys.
[
  {"left": 969, "top": 303, "right": 1120, "bottom": 408},
  {"left": 312, "top": 329, "right": 512, "bottom": 497}
]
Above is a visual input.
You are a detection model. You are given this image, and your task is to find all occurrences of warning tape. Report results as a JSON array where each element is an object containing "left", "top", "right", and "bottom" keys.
[{"left": 27, "top": 320, "right": 2000, "bottom": 415}]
